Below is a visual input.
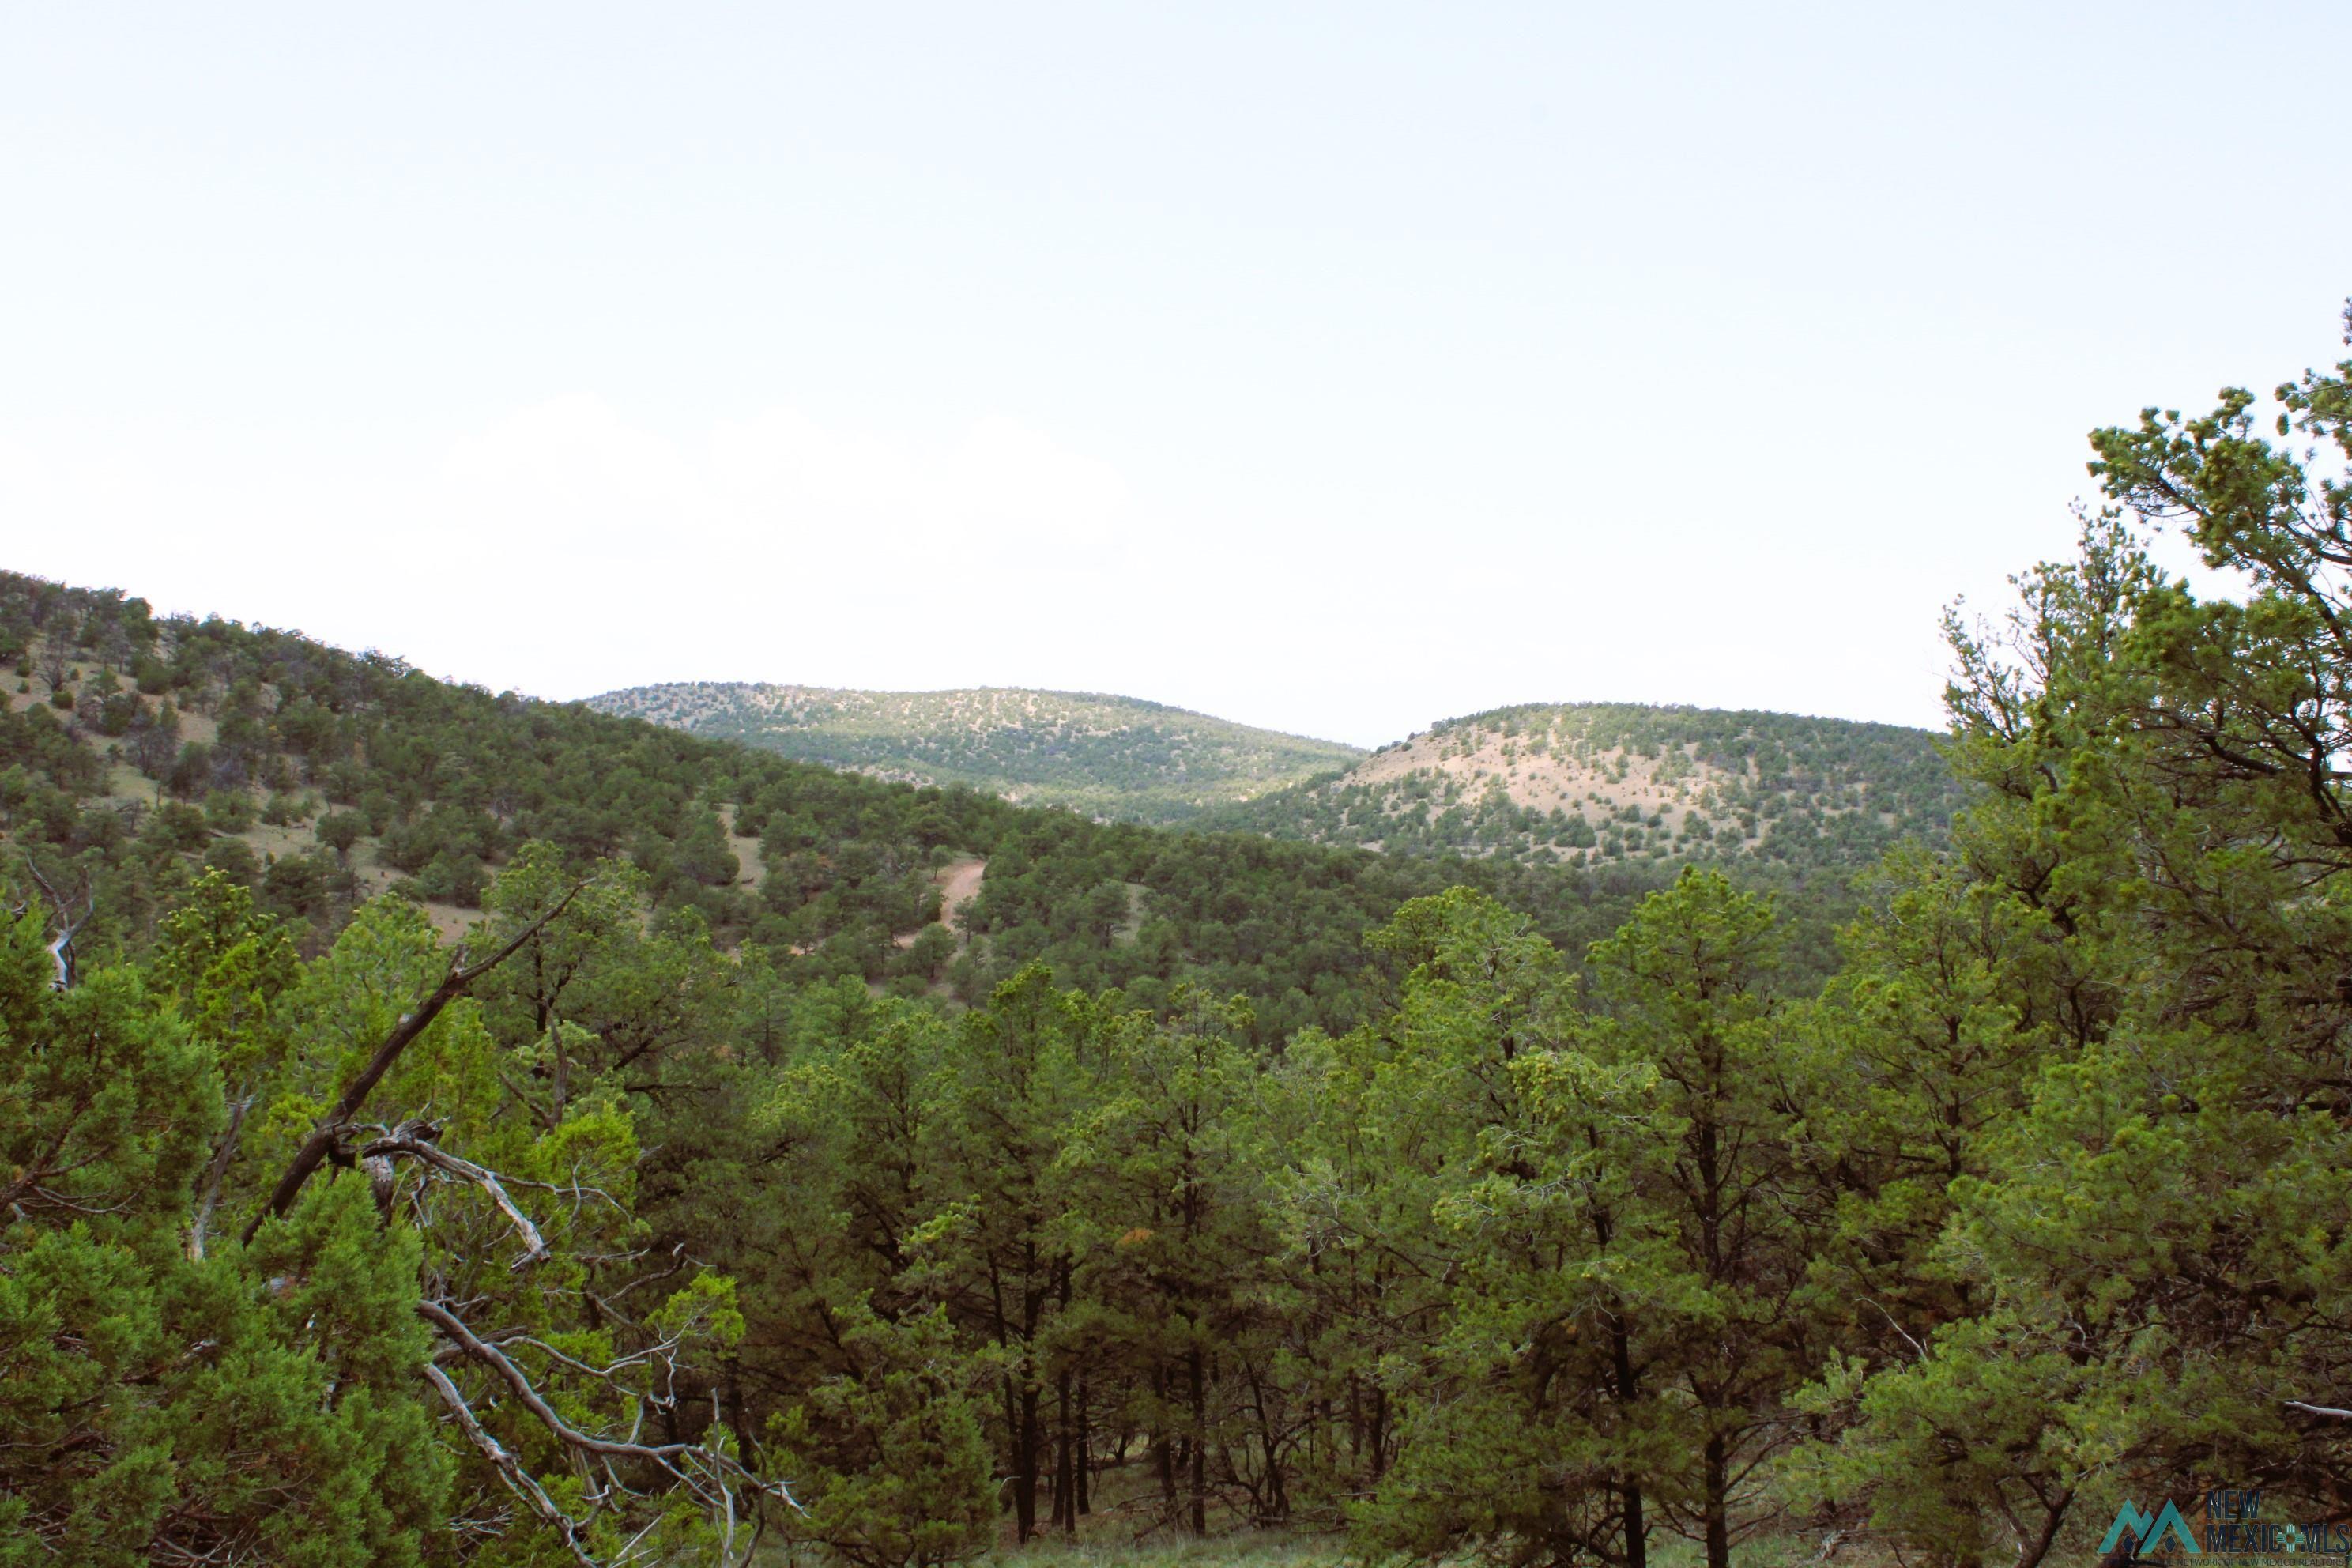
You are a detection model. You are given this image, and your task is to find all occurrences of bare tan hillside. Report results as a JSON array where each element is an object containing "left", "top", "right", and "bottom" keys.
[
  {"left": 1204, "top": 703, "right": 1968, "bottom": 873},
  {"left": 1349, "top": 722, "right": 1759, "bottom": 839}
]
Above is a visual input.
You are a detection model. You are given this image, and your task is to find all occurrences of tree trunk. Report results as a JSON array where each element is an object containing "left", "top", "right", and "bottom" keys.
[
  {"left": 2018, "top": 1491, "right": 2077, "bottom": 1568},
  {"left": 1702, "top": 1430, "right": 1729, "bottom": 1568},
  {"left": 1015, "top": 1379, "right": 1041, "bottom": 1542},
  {"left": 1155, "top": 1365, "right": 1178, "bottom": 1520},
  {"left": 1076, "top": 1368, "right": 1092, "bottom": 1517},
  {"left": 1612, "top": 1317, "right": 1646, "bottom": 1568},
  {"left": 1054, "top": 1370, "right": 1075, "bottom": 1532},
  {"left": 1348, "top": 1376, "right": 1364, "bottom": 1468},
  {"left": 1189, "top": 1348, "right": 1208, "bottom": 1536}
]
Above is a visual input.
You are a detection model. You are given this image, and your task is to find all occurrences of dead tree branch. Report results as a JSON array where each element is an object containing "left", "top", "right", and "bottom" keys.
[
  {"left": 360, "top": 1123, "right": 550, "bottom": 1268},
  {"left": 186, "top": 1091, "right": 254, "bottom": 1262},
  {"left": 419, "top": 1295, "right": 800, "bottom": 1533},
  {"left": 422, "top": 1362, "right": 602, "bottom": 1567},
  {"left": 19, "top": 854, "right": 92, "bottom": 990},
  {"left": 239, "top": 885, "right": 582, "bottom": 1245}
]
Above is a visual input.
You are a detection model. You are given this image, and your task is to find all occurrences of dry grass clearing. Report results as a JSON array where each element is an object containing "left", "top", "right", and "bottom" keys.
[
  {"left": 1352, "top": 725, "right": 1752, "bottom": 842},
  {"left": 719, "top": 802, "right": 767, "bottom": 891},
  {"left": 895, "top": 857, "right": 986, "bottom": 949}
]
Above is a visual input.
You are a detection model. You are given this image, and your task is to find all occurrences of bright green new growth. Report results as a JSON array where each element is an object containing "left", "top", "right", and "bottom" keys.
[
  {"left": 6, "top": 303, "right": 2352, "bottom": 1567},
  {"left": 0, "top": 865, "right": 782, "bottom": 1562}
]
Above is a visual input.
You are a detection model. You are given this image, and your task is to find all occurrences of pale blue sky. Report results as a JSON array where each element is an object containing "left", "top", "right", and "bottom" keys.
[{"left": 5, "top": 3, "right": 2346, "bottom": 746}]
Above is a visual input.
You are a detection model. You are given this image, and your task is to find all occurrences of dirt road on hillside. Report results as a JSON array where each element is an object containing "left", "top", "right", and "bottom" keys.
[
  {"left": 895, "top": 858, "right": 987, "bottom": 948},
  {"left": 937, "top": 858, "right": 985, "bottom": 931}
]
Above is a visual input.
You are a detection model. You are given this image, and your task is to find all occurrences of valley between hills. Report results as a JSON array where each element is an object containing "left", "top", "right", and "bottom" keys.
[
  {"left": 590, "top": 681, "right": 1968, "bottom": 875},
  {"left": 8, "top": 303, "right": 2346, "bottom": 1568},
  {"left": 586, "top": 682, "right": 1367, "bottom": 824}
]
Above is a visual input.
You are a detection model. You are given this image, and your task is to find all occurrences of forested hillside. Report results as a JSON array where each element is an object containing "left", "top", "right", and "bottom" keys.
[
  {"left": 1204, "top": 702, "right": 1969, "bottom": 870},
  {"left": 7, "top": 305, "right": 2348, "bottom": 1568},
  {"left": 593, "top": 682, "right": 1969, "bottom": 883},
  {"left": 587, "top": 681, "right": 1363, "bottom": 824},
  {"left": 0, "top": 566, "right": 1851, "bottom": 1562},
  {"left": 5, "top": 575, "right": 1878, "bottom": 1043}
]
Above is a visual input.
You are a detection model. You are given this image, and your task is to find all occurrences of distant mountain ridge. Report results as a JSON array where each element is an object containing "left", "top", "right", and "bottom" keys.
[
  {"left": 584, "top": 682, "right": 1366, "bottom": 825},
  {"left": 1200, "top": 701, "right": 1969, "bottom": 873},
  {"left": 590, "top": 684, "right": 1967, "bottom": 876}
]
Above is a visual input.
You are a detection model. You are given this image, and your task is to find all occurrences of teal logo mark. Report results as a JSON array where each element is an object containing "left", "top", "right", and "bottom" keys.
[{"left": 2103, "top": 1500, "right": 2202, "bottom": 1555}]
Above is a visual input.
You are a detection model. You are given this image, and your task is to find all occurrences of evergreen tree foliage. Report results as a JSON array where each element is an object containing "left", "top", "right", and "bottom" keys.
[{"left": 9, "top": 303, "right": 2352, "bottom": 1568}]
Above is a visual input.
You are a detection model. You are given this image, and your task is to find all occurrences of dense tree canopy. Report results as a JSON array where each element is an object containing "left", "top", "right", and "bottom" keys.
[{"left": 9, "top": 305, "right": 2352, "bottom": 1566}]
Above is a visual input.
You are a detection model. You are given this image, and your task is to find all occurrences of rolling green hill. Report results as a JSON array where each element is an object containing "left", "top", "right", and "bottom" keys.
[
  {"left": 585, "top": 681, "right": 1365, "bottom": 824},
  {"left": 0, "top": 568, "right": 1982, "bottom": 1560},
  {"left": 1200, "top": 700, "right": 1969, "bottom": 873},
  {"left": 590, "top": 680, "right": 1968, "bottom": 879},
  {"left": 8, "top": 571, "right": 1776, "bottom": 1037}
]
